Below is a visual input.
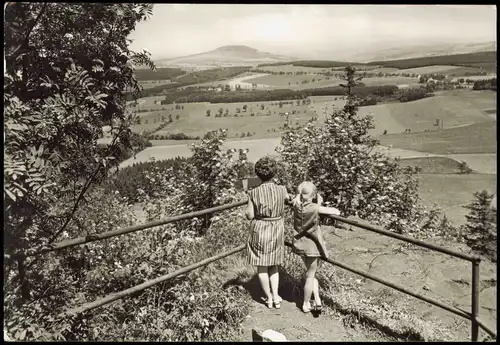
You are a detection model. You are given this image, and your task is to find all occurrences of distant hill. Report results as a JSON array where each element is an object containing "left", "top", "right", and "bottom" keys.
[
  {"left": 347, "top": 41, "right": 497, "bottom": 62},
  {"left": 366, "top": 51, "right": 497, "bottom": 71},
  {"left": 153, "top": 45, "right": 295, "bottom": 69},
  {"left": 253, "top": 51, "right": 496, "bottom": 72}
]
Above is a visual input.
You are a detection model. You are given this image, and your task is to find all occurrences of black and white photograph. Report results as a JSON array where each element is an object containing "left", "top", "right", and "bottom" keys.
[{"left": 3, "top": 3, "right": 497, "bottom": 341}]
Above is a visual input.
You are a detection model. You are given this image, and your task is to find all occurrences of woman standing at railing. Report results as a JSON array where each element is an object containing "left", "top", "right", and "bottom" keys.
[{"left": 245, "top": 156, "right": 287, "bottom": 309}]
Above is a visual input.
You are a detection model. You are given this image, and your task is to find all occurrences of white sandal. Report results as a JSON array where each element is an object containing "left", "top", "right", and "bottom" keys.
[
  {"left": 273, "top": 296, "right": 282, "bottom": 309},
  {"left": 302, "top": 303, "right": 312, "bottom": 313}
]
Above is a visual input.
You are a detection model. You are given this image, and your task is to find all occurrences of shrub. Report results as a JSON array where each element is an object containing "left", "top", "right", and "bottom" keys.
[
  {"left": 275, "top": 66, "right": 426, "bottom": 234},
  {"left": 473, "top": 78, "right": 496, "bottom": 91},
  {"left": 102, "top": 157, "right": 190, "bottom": 202},
  {"left": 399, "top": 88, "right": 433, "bottom": 102},
  {"left": 463, "top": 190, "right": 496, "bottom": 261}
]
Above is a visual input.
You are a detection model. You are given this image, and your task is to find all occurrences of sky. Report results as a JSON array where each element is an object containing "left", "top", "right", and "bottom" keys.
[{"left": 129, "top": 4, "right": 497, "bottom": 60}]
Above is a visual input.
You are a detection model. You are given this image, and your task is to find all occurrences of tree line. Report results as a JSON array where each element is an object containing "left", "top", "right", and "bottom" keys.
[
  {"left": 472, "top": 78, "right": 496, "bottom": 91},
  {"left": 367, "top": 51, "right": 496, "bottom": 69},
  {"left": 125, "top": 66, "right": 253, "bottom": 100},
  {"left": 134, "top": 67, "right": 186, "bottom": 81},
  {"left": 156, "top": 84, "right": 401, "bottom": 105}
]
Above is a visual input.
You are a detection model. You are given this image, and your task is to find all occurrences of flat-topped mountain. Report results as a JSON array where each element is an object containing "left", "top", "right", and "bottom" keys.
[{"left": 154, "top": 45, "right": 294, "bottom": 69}]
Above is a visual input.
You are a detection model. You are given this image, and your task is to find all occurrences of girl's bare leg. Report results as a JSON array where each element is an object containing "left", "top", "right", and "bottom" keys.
[
  {"left": 268, "top": 265, "right": 281, "bottom": 302},
  {"left": 313, "top": 278, "right": 321, "bottom": 306},
  {"left": 301, "top": 257, "right": 319, "bottom": 311},
  {"left": 257, "top": 266, "right": 272, "bottom": 306}
]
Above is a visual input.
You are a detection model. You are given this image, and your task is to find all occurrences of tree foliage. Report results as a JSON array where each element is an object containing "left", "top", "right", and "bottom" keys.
[
  {"left": 276, "top": 65, "right": 425, "bottom": 234},
  {"left": 463, "top": 190, "right": 496, "bottom": 261},
  {"left": 4, "top": 1, "right": 155, "bottom": 291}
]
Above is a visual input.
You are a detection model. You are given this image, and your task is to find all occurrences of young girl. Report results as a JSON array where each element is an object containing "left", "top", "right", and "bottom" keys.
[{"left": 291, "top": 181, "right": 340, "bottom": 313}]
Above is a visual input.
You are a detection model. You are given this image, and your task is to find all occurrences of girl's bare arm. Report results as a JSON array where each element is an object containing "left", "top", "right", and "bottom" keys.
[{"left": 318, "top": 206, "right": 341, "bottom": 216}]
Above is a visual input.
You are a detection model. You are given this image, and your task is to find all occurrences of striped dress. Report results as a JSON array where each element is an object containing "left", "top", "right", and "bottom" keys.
[{"left": 246, "top": 182, "right": 288, "bottom": 266}]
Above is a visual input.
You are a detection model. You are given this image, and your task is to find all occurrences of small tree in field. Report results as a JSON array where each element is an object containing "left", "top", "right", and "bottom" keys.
[
  {"left": 458, "top": 161, "right": 472, "bottom": 174},
  {"left": 276, "top": 65, "right": 425, "bottom": 234},
  {"left": 463, "top": 190, "right": 496, "bottom": 260}
]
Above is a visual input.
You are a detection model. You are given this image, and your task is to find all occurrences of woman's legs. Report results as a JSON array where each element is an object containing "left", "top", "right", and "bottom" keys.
[
  {"left": 268, "top": 265, "right": 281, "bottom": 302},
  {"left": 257, "top": 266, "right": 272, "bottom": 304},
  {"left": 301, "top": 257, "right": 319, "bottom": 311}
]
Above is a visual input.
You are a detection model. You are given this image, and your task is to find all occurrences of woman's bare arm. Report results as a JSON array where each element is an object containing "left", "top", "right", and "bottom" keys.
[{"left": 245, "top": 198, "right": 255, "bottom": 220}]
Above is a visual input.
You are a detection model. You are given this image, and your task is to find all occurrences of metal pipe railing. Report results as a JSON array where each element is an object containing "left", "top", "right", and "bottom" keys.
[
  {"left": 63, "top": 244, "right": 246, "bottom": 317},
  {"left": 327, "top": 214, "right": 480, "bottom": 262},
  {"left": 14, "top": 198, "right": 496, "bottom": 341},
  {"left": 475, "top": 317, "right": 497, "bottom": 339},
  {"left": 25, "top": 200, "right": 247, "bottom": 257},
  {"left": 471, "top": 261, "right": 480, "bottom": 341},
  {"left": 284, "top": 242, "right": 471, "bottom": 320}
]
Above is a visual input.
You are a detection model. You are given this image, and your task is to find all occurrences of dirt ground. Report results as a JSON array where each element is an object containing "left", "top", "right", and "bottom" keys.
[
  {"left": 321, "top": 225, "right": 497, "bottom": 341},
  {"left": 233, "top": 275, "right": 392, "bottom": 342}
]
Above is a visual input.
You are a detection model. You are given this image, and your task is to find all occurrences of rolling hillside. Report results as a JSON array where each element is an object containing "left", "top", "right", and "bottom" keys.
[
  {"left": 352, "top": 41, "right": 496, "bottom": 62},
  {"left": 366, "top": 51, "right": 496, "bottom": 70},
  {"left": 378, "top": 121, "right": 497, "bottom": 155}
]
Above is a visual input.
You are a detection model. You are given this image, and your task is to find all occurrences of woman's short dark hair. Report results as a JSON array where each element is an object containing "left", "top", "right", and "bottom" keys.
[{"left": 255, "top": 156, "right": 277, "bottom": 182}]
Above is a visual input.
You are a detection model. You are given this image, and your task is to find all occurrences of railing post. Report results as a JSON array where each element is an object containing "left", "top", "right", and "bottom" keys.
[{"left": 471, "top": 258, "right": 480, "bottom": 342}]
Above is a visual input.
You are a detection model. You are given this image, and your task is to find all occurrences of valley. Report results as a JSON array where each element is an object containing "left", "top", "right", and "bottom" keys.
[{"left": 120, "top": 48, "right": 496, "bottom": 231}]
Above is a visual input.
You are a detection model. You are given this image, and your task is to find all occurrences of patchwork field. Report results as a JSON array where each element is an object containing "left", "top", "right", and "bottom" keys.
[
  {"left": 361, "top": 89, "right": 496, "bottom": 135},
  {"left": 252, "top": 64, "right": 332, "bottom": 74},
  {"left": 129, "top": 98, "right": 317, "bottom": 139},
  {"left": 125, "top": 89, "right": 496, "bottom": 155},
  {"left": 378, "top": 121, "right": 496, "bottom": 155},
  {"left": 308, "top": 90, "right": 496, "bottom": 136},
  {"left": 390, "top": 65, "right": 485, "bottom": 75},
  {"left": 243, "top": 74, "right": 418, "bottom": 90},
  {"left": 139, "top": 79, "right": 175, "bottom": 89}
]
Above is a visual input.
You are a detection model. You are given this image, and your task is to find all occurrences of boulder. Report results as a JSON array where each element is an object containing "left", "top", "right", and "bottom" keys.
[{"left": 252, "top": 329, "right": 288, "bottom": 342}]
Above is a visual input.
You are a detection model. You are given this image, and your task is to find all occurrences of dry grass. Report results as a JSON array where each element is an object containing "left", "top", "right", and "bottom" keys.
[
  {"left": 378, "top": 122, "right": 496, "bottom": 154},
  {"left": 417, "top": 173, "right": 497, "bottom": 226},
  {"left": 398, "top": 157, "right": 465, "bottom": 174},
  {"left": 362, "top": 89, "right": 496, "bottom": 136}
]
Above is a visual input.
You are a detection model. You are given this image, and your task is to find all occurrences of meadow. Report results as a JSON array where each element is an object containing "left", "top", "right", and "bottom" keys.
[
  {"left": 392, "top": 65, "right": 486, "bottom": 76},
  {"left": 127, "top": 88, "right": 496, "bottom": 147},
  {"left": 139, "top": 79, "right": 176, "bottom": 89},
  {"left": 359, "top": 89, "right": 496, "bottom": 135},
  {"left": 130, "top": 98, "right": 318, "bottom": 139},
  {"left": 378, "top": 121, "right": 497, "bottom": 154},
  {"left": 418, "top": 173, "right": 496, "bottom": 225},
  {"left": 243, "top": 74, "right": 418, "bottom": 90}
]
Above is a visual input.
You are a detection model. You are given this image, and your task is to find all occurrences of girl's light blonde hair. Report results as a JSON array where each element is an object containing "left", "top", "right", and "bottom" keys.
[{"left": 293, "top": 181, "right": 317, "bottom": 207}]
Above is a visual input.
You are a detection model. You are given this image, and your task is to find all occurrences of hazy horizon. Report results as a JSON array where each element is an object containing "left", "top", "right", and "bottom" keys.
[{"left": 128, "top": 4, "right": 496, "bottom": 61}]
